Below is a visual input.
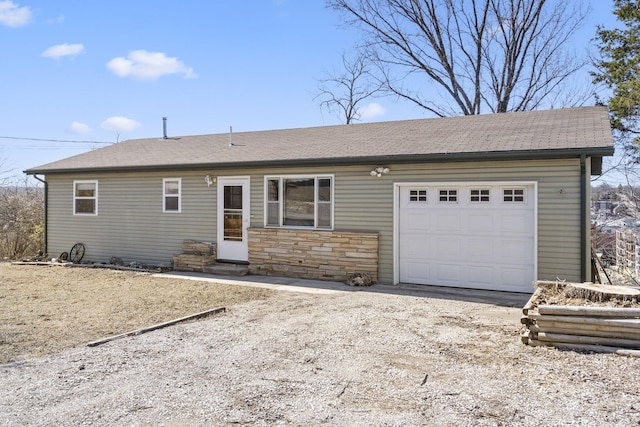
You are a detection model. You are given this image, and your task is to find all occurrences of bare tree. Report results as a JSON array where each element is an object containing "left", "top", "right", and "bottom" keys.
[
  {"left": 329, "top": 0, "right": 588, "bottom": 116},
  {"left": 0, "top": 178, "right": 44, "bottom": 260},
  {"left": 316, "top": 53, "right": 383, "bottom": 123}
]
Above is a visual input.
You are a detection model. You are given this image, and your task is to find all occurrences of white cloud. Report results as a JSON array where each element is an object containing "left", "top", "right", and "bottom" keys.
[
  {"left": 106, "top": 50, "right": 197, "bottom": 80},
  {"left": 359, "top": 102, "right": 385, "bottom": 120},
  {"left": 101, "top": 116, "right": 140, "bottom": 132},
  {"left": 69, "top": 121, "right": 90, "bottom": 134},
  {"left": 0, "top": 1, "right": 31, "bottom": 27},
  {"left": 42, "top": 43, "right": 85, "bottom": 59},
  {"left": 47, "top": 14, "right": 65, "bottom": 24}
]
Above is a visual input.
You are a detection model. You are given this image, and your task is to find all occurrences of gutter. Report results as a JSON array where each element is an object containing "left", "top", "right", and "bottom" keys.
[
  {"left": 24, "top": 147, "right": 615, "bottom": 176},
  {"left": 28, "top": 174, "right": 47, "bottom": 255},
  {"left": 580, "top": 154, "right": 587, "bottom": 282}
]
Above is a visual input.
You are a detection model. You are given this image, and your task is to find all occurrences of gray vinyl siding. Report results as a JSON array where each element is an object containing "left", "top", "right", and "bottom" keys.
[
  {"left": 45, "top": 158, "right": 585, "bottom": 284},
  {"left": 47, "top": 171, "right": 218, "bottom": 265}
]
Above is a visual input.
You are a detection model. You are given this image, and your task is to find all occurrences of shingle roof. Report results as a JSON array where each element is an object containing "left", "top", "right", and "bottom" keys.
[{"left": 25, "top": 106, "right": 614, "bottom": 174}]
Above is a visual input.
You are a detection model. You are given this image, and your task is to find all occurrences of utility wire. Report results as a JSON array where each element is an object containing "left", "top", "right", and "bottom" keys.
[{"left": 0, "top": 136, "right": 112, "bottom": 144}]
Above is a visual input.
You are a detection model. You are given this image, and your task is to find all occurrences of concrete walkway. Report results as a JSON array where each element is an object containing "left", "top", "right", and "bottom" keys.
[{"left": 158, "top": 271, "right": 531, "bottom": 308}]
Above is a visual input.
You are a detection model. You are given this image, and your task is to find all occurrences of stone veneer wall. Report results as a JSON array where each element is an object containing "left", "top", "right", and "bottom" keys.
[
  {"left": 248, "top": 228, "right": 379, "bottom": 282},
  {"left": 173, "top": 240, "right": 217, "bottom": 272}
]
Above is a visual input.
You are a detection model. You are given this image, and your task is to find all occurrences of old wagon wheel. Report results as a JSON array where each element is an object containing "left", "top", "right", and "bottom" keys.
[{"left": 69, "top": 243, "right": 85, "bottom": 264}]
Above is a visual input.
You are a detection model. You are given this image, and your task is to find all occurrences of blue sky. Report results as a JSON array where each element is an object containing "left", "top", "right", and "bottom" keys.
[{"left": 0, "top": 0, "right": 620, "bottom": 180}]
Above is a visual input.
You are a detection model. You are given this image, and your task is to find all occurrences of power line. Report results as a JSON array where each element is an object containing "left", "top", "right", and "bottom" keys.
[{"left": 0, "top": 136, "right": 112, "bottom": 144}]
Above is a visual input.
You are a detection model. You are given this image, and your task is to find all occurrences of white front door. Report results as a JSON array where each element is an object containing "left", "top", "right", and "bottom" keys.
[{"left": 217, "top": 176, "right": 250, "bottom": 262}]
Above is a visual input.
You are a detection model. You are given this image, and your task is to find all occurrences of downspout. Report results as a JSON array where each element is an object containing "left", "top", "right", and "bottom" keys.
[
  {"left": 30, "top": 174, "right": 48, "bottom": 255},
  {"left": 580, "top": 154, "right": 587, "bottom": 282}
]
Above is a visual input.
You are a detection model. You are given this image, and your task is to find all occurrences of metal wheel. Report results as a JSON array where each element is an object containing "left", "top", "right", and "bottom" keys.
[{"left": 69, "top": 243, "right": 85, "bottom": 263}]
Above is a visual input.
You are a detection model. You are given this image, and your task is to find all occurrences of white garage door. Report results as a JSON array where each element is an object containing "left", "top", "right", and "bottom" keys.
[{"left": 397, "top": 182, "right": 536, "bottom": 293}]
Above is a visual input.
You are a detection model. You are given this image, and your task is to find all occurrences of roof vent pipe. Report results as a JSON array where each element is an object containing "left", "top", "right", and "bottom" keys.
[
  {"left": 229, "top": 126, "right": 233, "bottom": 146},
  {"left": 162, "top": 117, "right": 168, "bottom": 139}
]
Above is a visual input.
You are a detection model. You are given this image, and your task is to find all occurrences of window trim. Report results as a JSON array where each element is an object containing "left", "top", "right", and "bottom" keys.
[
  {"left": 437, "top": 188, "right": 458, "bottom": 203},
  {"left": 409, "top": 189, "right": 428, "bottom": 203},
  {"left": 73, "top": 180, "right": 98, "bottom": 216},
  {"left": 163, "top": 178, "right": 182, "bottom": 213},
  {"left": 470, "top": 188, "right": 491, "bottom": 203},
  {"left": 502, "top": 187, "right": 526, "bottom": 203},
  {"left": 264, "top": 174, "right": 334, "bottom": 230}
]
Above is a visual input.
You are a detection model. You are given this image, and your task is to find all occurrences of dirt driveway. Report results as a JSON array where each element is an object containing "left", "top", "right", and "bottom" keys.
[{"left": 1, "top": 265, "right": 639, "bottom": 426}]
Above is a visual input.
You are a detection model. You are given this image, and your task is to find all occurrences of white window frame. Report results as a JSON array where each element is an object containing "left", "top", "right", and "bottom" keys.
[
  {"left": 502, "top": 187, "right": 526, "bottom": 203},
  {"left": 408, "top": 189, "right": 428, "bottom": 203},
  {"left": 73, "top": 180, "right": 98, "bottom": 216},
  {"left": 437, "top": 188, "right": 458, "bottom": 203},
  {"left": 470, "top": 188, "right": 491, "bottom": 203},
  {"left": 264, "top": 174, "right": 334, "bottom": 230},
  {"left": 163, "top": 178, "right": 182, "bottom": 213}
]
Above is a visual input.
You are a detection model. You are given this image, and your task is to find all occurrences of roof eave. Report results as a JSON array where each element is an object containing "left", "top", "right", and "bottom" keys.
[{"left": 24, "top": 146, "right": 615, "bottom": 176}]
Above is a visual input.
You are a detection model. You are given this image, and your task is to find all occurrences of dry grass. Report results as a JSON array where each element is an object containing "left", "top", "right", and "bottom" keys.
[{"left": 0, "top": 263, "right": 274, "bottom": 364}]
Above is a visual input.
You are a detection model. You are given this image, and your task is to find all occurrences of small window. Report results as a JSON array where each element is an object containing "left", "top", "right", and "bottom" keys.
[
  {"left": 503, "top": 188, "right": 524, "bottom": 202},
  {"left": 163, "top": 178, "right": 181, "bottom": 212},
  {"left": 409, "top": 189, "right": 427, "bottom": 202},
  {"left": 438, "top": 189, "right": 458, "bottom": 203},
  {"left": 470, "top": 189, "right": 490, "bottom": 202},
  {"left": 73, "top": 180, "right": 98, "bottom": 215}
]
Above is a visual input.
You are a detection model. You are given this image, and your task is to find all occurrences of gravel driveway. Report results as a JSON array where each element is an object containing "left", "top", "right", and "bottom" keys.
[{"left": 1, "top": 274, "right": 638, "bottom": 426}]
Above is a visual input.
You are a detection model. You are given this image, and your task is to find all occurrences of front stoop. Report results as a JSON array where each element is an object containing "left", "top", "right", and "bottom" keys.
[
  {"left": 203, "top": 264, "right": 249, "bottom": 276},
  {"left": 173, "top": 240, "right": 217, "bottom": 273}
]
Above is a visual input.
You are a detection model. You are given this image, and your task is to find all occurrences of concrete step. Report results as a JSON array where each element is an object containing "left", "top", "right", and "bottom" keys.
[{"left": 203, "top": 264, "right": 249, "bottom": 276}]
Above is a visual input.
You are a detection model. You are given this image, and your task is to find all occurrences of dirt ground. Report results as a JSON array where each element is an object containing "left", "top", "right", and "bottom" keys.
[
  {"left": 0, "top": 263, "right": 273, "bottom": 364},
  {"left": 1, "top": 264, "right": 639, "bottom": 426}
]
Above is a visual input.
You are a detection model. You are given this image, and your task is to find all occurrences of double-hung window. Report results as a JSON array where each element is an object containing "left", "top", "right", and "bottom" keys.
[
  {"left": 265, "top": 175, "right": 333, "bottom": 229},
  {"left": 163, "top": 178, "right": 181, "bottom": 212},
  {"left": 73, "top": 180, "right": 98, "bottom": 215}
]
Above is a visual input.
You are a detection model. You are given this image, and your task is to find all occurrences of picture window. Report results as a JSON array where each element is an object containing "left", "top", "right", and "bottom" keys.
[{"left": 265, "top": 175, "right": 333, "bottom": 229}]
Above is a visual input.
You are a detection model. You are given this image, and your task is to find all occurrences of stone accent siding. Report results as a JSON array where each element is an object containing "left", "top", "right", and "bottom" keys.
[
  {"left": 173, "top": 240, "right": 217, "bottom": 272},
  {"left": 173, "top": 254, "right": 217, "bottom": 272},
  {"left": 182, "top": 240, "right": 216, "bottom": 256},
  {"left": 248, "top": 228, "right": 379, "bottom": 282}
]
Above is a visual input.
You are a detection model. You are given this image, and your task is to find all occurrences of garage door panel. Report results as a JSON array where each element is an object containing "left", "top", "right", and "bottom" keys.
[
  {"left": 467, "top": 265, "right": 495, "bottom": 286},
  {"left": 401, "top": 234, "right": 430, "bottom": 254},
  {"left": 398, "top": 183, "right": 535, "bottom": 293},
  {"left": 403, "top": 261, "right": 431, "bottom": 284},
  {"left": 499, "top": 213, "right": 534, "bottom": 234},
  {"left": 500, "top": 267, "right": 534, "bottom": 291},
  {"left": 436, "top": 212, "right": 461, "bottom": 230},
  {"left": 467, "top": 213, "right": 495, "bottom": 232},
  {"left": 435, "top": 237, "right": 462, "bottom": 258},
  {"left": 436, "top": 263, "right": 462, "bottom": 284},
  {"left": 467, "top": 238, "right": 494, "bottom": 261},
  {"left": 403, "top": 211, "right": 431, "bottom": 231}
]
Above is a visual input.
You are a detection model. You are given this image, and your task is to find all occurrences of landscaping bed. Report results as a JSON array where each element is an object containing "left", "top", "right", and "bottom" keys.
[{"left": 521, "top": 280, "right": 640, "bottom": 356}]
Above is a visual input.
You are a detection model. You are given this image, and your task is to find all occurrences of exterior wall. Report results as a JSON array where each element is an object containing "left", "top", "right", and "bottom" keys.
[
  {"left": 46, "top": 171, "right": 218, "bottom": 266},
  {"left": 247, "top": 227, "right": 379, "bottom": 282},
  {"left": 44, "top": 157, "right": 585, "bottom": 284}
]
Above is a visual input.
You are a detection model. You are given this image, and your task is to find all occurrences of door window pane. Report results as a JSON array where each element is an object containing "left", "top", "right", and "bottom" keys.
[
  {"left": 223, "top": 212, "right": 243, "bottom": 241},
  {"left": 224, "top": 186, "right": 243, "bottom": 210}
]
